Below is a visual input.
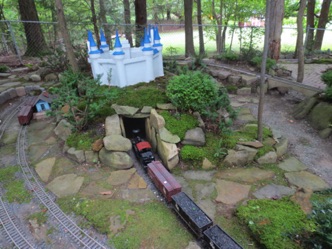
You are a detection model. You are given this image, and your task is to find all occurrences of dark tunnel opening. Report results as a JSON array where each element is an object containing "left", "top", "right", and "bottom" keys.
[{"left": 122, "top": 117, "right": 146, "bottom": 139}]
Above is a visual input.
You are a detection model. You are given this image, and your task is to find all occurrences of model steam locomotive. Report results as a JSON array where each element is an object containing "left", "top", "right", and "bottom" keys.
[{"left": 131, "top": 129, "right": 243, "bottom": 249}]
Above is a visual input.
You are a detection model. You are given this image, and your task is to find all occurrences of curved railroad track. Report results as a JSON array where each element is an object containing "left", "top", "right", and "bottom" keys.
[{"left": 16, "top": 125, "right": 110, "bottom": 249}]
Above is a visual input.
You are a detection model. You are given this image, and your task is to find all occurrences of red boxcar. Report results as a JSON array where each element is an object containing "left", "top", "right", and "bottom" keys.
[
  {"left": 18, "top": 106, "right": 33, "bottom": 125},
  {"left": 24, "top": 96, "right": 37, "bottom": 107},
  {"left": 147, "top": 161, "right": 182, "bottom": 203}
]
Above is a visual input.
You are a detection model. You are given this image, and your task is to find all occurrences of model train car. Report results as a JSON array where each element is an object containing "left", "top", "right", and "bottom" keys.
[
  {"left": 203, "top": 225, "right": 243, "bottom": 249},
  {"left": 147, "top": 160, "right": 181, "bottom": 203},
  {"left": 131, "top": 129, "right": 155, "bottom": 168},
  {"left": 17, "top": 105, "right": 33, "bottom": 125}
]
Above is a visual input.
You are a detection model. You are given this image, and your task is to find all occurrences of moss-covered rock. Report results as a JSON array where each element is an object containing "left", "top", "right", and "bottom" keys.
[{"left": 307, "top": 102, "right": 332, "bottom": 130}]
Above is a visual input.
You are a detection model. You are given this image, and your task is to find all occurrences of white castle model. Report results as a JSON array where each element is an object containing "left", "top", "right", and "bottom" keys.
[{"left": 87, "top": 27, "right": 164, "bottom": 88}]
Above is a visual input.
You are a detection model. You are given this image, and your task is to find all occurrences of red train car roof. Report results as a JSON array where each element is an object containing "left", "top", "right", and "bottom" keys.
[{"left": 136, "top": 141, "right": 151, "bottom": 151}]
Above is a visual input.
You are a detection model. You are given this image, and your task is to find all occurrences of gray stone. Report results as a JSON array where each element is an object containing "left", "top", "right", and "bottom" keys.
[
  {"left": 196, "top": 199, "right": 216, "bottom": 220},
  {"left": 278, "top": 157, "right": 308, "bottom": 172},
  {"left": 285, "top": 171, "right": 329, "bottom": 191},
  {"left": 228, "top": 75, "right": 241, "bottom": 84},
  {"left": 111, "top": 104, "right": 139, "bottom": 116},
  {"left": 103, "top": 135, "right": 132, "bottom": 152},
  {"left": 8, "top": 75, "right": 17, "bottom": 79},
  {"left": 0, "top": 73, "right": 10, "bottom": 77},
  {"left": 2, "top": 82, "right": 21, "bottom": 88},
  {"left": 193, "top": 112, "right": 205, "bottom": 130},
  {"left": 256, "top": 151, "right": 277, "bottom": 164},
  {"left": 99, "top": 148, "right": 133, "bottom": 169},
  {"left": 183, "top": 170, "right": 215, "bottom": 181},
  {"left": 7, "top": 88, "right": 17, "bottom": 99},
  {"left": 241, "top": 75, "right": 257, "bottom": 86},
  {"left": 293, "top": 96, "right": 318, "bottom": 120},
  {"left": 156, "top": 103, "right": 176, "bottom": 110},
  {"left": 67, "top": 148, "right": 85, "bottom": 163},
  {"left": 47, "top": 174, "right": 84, "bottom": 197},
  {"left": 150, "top": 109, "right": 165, "bottom": 130},
  {"left": 217, "top": 70, "right": 232, "bottom": 80},
  {"left": 274, "top": 137, "right": 288, "bottom": 157},
  {"left": 35, "top": 157, "right": 56, "bottom": 182},
  {"left": 202, "top": 158, "right": 216, "bottom": 170},
  {"left": 156, "top": 138, "right": 179, "bottom": 170},
  {"left": 182, "top": 127, "right": 205, "bottom": 146},
  {"left": 215, "top": 180, "right": 251, "bottom": 205},
  {"left": 319, "top": 127, "right": 332, "bottom": 139},
  {"left": 54, "top": 119, "right": 73, "bottom": 141},
  {"left": 308, "top": 102, "right": 332, "bottom": 130},
  {"left": 16, "top": 86, "right": 26, "bottom": 97},
  {"left": 223, "top": 149, "right": 252, "bottom": 167},
  {"left": 237, "top": 87, "right": 252, "bottom": 95},
  {"left": 107, "top": 168, "right": 136, "bottom": 186},
  {"left": 253, "top": 184, "right": 295, "bottom": 199},
  {"left": 195, "top": 183, "right": 216, "bottom": 201},
  {"left": 44, "top": 73, "right": 58, "bottom": 82},
  {"left": 84, "top": 150, "right": 99, "bottom": 164},
  {"left": 141, "top": 106, "right": 152, "bottom": 113},
  {"left": 215, "top": 168, "right": 275, "bottom": 183},
  {"left": 30, "top": 74, "right": 41, "bottom": 82},
  {"left": 159, "top": 127, "right": 180, "bottom": 144},
  {"left": 237, "top": 141, "right": 263, "bottom": 149},
  {"left": 235, "top": 145, "right": 258, "bottom": 162},
  {"left": 105, "top": 115, "right": 121, "bottom": 136},
  {"left": 185, "top": 241, "right": 201, "bottom": 249},
  {"left": 0, "top": 90, "right": 10, "bottom": 105}
]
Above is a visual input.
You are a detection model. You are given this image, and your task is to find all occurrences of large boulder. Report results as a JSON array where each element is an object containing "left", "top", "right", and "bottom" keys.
[
  {"left": 99, "top": 148, "right": 133, "bottom": 169},
  {"left": 105, "top": 115, "right": 122, "bottom": 136},
  {"left": 293, "top": 96, "right": 318, "bottom": 120},
  {"left": 223, "top": 149, "right": 252, "bottom": 167},
  {"left": 274, "top": 137, "right": 288, "bottom": 157},
  {"left": 111, "top": 104, "right": 139, "bottom": 116},
  {"left": 54, "top": 119, "right": 73, "bottom": 141},
  {"left": 307, "top": 102, "right": 332, "bottom": 130},
  {"left": 157, "top": 138, "right": 179, "bottom": 170},
  {"left": 256, "top": 151, "right": 278, "bottom": 164},
  {"left": 67, "top": 148, "right": 85, "bottom": 163},
  {"left": 150, "top": 109, "right": 165, "bottom": 130},
  {"left": 103, "top": 135, "right": 132, "bottom": 152},
  {"left": 159, "top": 127, "right": 180, "bottom": 144},
  {"left": 182, "top": 127, "right": 205, "bottom": 146}
]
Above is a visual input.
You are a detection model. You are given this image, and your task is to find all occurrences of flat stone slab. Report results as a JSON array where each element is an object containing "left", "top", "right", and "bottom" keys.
[
  {"left": 2, "top": 82, "right": 21, "bottom": 87},
  {"left": 47, "top": 174, "right": 84, "bottom": 197},
  {"left": 183, "top": 170, "right": 215, "bottom": 181},
  {"left": 230, "top": 101, "right": 245, "bottom": 107},
  {"left": 215, "top": 168, "right": 275, "bottom": 184},
  {"left": 111, "top": 104, "right": 139, "bottom": 116},
  {"left": 215, "top": 180, "right": 251, "bottom": 205},
  {"left": 195, "top": 183, "right": 216, "bottom": 201},
  {"left": 236, "top": 114, "right": 256, "bottom": 122},
  {"left": 35, "top": 157, "right": 56, "bottom": 182},
  {"left": 285, "top": 171, "right": 329, "bottom": 191},
  {"left": 107, "top": 168, "right": 136, "bottom": 186},
  {"left": 278, "top": 157, "right": 308, "bottom": 172},
  {"left": 128, "top": 172, "right": 147, "bottom": 189},
  {"left": 253, "top": 184, "right": 296, "bottom": 199},
  {"left": 237, "top": 141, "right": 263, "bottom": 148},
  {"left": 196, "top": 199, "right": 216, "bottom": 220}
]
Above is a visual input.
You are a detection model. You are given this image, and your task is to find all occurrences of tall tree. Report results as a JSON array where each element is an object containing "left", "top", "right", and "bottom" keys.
[
  {"left": 296, "top": 0, "right": 306, "bottom": 83},
  {"left": 55, "top": 0, "right": 79, "bottom": 72},
  {"left": 99, "top": 0, "right": 112, "bottom": 48},
  {"left": 313, "top": 0, "right": 331, "bottom": 50},
  {"left": 18, "top": 0, "right": 48, "bottom": 56},
  {"left": 196, "top": 0, "right": 205, "bottom": 55},
  {"left": 184, "top": 0, "right": 195, "bottom": 57},
  {"left": 134, "top": 0, "right": 147, "bottom": 47},
  {"left": 123, "top": 0, "right": 133, "bottom": 46},
  {"left": 257, "top": 0, "right": 271, "bottom": 142},
  {"left": 305, "top": 0, "right": 316, "bottom": 51},
  {"left": 211, "top": 0, "right": 223, "bottom": 54},
  {"left": 268, "top": 0, "right": 284, "bottom": 60},
  {"left": 90, "top": 0, "right": 100, "bottom": 46}
]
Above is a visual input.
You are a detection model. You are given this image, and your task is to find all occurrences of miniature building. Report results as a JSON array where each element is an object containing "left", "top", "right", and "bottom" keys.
[
  {"left": 87, "top": 27, "right": 164, "bottom": 88},
  {"left": 35, "top": 91, "right": 54, "bottom": 112}
]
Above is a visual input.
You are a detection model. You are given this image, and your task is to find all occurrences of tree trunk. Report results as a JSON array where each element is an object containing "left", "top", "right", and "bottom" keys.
[
  {"left": 313, "top": 0, "right": 331, "bottom": 50},
  {"left": 134, "top": 0, "right": 147, "bottom": 47},
  {"left": 196, "top": 0, "right": 205, "bottom": 55},
  {"left": 90, "top": 0, "right": 100, "bottom": 46},
  {"left": 268, "top": 0, "right": 284, "bottom": 61},
  {"left": 184, "top": 0, "right": 195, "bottom": 57},
  {"left": 123, "top": 0, "right": 133, "bottom": 46},
  {"left": 18, "top": 0, "right": 49, "bottom": 56},
  {"left": 55, "top": 0, "right": 79, "bottom": 72},
  {"left": 305, "top": 0, "right": 315, "bottom": 52},
  {"left": 258, "top": 0, "right": 271, "bottom": 142},
  {"left": 296, "top": 0, "right": 306, "bottom": 83},
  {"left": 99, "top": 0, "right": 113, "bottom": 49},
  {"left": 212, "top": 0, "right": 222, "bottom": 54}
]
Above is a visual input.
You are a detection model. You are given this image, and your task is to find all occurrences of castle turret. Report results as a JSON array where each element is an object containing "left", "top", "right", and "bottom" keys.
[
  {"left": 142, "top": 28, "right": 154, "bottom": 82},
  {"left": 87, "top": 30, "right": 101, "bottom": 59},
  {"left": 99, "top": 29, "right": 109, "bottom": 52},
  {"left": 113, "top": 30, "right": 125, "bottom": 56},
  {"left": 113, "top": 30, "right": 126, "bottom": 87}
]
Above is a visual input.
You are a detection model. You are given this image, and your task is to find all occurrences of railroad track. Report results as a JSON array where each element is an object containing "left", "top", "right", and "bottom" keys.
[{"left": 16, "top": 125, "right": 110, "bottom": 249}]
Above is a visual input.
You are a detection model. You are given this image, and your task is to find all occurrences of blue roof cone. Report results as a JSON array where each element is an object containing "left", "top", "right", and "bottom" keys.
[
  {"left": 114, "top": 29, "right": 122, "bottom": 48},
  {"left": 143, "top": 28, "right": 151, "bottom": 44},
  {"left": 87, "top": 30, "right": 97, "bottom": 47},
  {"left": 154, "top": 26, "right": 161, "bottom": 41}
]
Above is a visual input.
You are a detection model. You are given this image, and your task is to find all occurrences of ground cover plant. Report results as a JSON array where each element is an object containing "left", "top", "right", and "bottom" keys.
[
  {"left": 58, "top": 197, "right": 192, "bottom": 249},
  {"left": 237, "top": 198, "right": 315, "bottom": 249},
  {"left": 321, "top": 68, "right": 332, "bottom": 101}
]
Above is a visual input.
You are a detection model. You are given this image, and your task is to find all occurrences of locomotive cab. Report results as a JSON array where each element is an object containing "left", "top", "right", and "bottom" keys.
[{"left": 131, "top": 129, "right": 155, "bottom": 168}]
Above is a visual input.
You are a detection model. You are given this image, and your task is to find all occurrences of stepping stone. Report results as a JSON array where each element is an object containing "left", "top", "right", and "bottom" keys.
[
  {"left": 278, "top": 157, "right": 308, "bottom": 172},
  {"left": 35, "top": 157, "right": 56, "bottom": 182},
  {"left": 230, "top": 101, "right": 245, "bottom": 107},
  {"left": 183, "top": 170, "right": 215, "bottom": 181},
  {"left": 107, "top": 168, "right": 136, "bottom": 186},
  {"left": 253, "top": 184, "right": 295, "bottom": 199},
  {"left": 215, "top": 168, "right": 275, "bottom": 184},
  {"left": 215, "top": 180, "right": 251, "bottom": 205},
  {"left": 285, "top": 171, "right": 329, "bottom": 191},
  {"left": 47, "top": 174, "right": 84, "bottom": 197}
]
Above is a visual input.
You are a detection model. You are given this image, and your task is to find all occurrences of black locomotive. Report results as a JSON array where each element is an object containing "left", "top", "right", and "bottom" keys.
[{"left": 131, "top": 129, "right": 155, "bottom": 169}]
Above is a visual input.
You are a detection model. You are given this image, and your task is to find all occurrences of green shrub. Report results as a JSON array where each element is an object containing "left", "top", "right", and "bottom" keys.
[
  {"left": 66, "top": 131, "right": 98, "bottom": 150},
  {"left": 220, "top": 50, "right": 239, "bottom": 62},
  {"left": 180, "top": 145, "right": 206, "bottom": 161},
  {"left": 321, "top": 69, "right": 332, "bottom": 87},
  {"left": 250, "top": 56, "right": 276, "bottom": 72},
  {"left": 0, "top": 64, "right": 9, "bottom": 73},
  {"left": 166, "top": 71, "right": 218, "bottom": 113},
  {"left": 306, "top": 198, "right": 332, "bottom": 248},
  {"left": 160, "top": 111, "right": 198, "bottom": 140},
  {"left": 237, "top": 198, "right": 315, "bottom": 249}
]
